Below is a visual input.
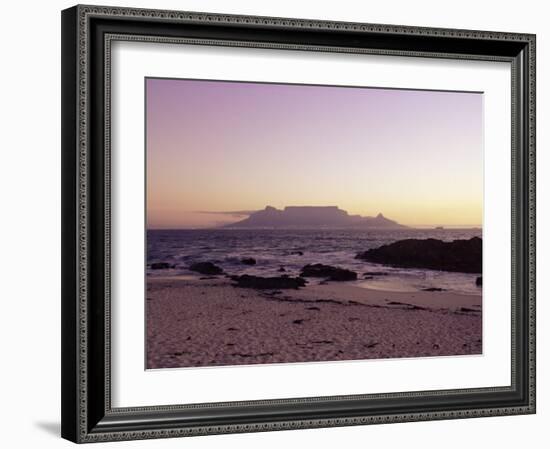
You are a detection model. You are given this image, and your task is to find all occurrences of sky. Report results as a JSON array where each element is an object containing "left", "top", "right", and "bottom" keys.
[{"left": 146, "top": 78, "right": 483, "bottom": 229}]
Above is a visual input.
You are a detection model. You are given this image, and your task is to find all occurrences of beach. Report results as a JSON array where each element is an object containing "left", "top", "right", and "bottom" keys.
[{"left": 146, "top": 276, "right": 482, "bottom": 369}]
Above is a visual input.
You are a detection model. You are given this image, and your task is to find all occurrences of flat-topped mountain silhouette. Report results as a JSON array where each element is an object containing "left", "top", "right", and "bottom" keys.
[{"left": 223, "top": 206, "right": 406, "bottom": 229}]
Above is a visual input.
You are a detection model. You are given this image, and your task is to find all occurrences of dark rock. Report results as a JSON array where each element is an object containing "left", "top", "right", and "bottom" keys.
[
  {"left": 476, "top": 276, "right": 482, "bottom": 286},
  {"left": 231, "top": 274, "right": 306, "bottom": 289},
  {"left": 150, "top": 262, "right": 173, "bottom": 270},
  {"left": 241, "top": 257, "right": 256, "bottom": 265},
  {"left": 189, "top": 262, "right": 224, "bottom": 275},
  {"left": 291, "top": 251, "right": 304, "bottom": 256},
  {"left": 422, "top": 287, "right": 446, "bottom": 292},
  {"left": 278, "top": 266, "right": 286, "bottom": 272},
  {"left": 356, "top": 237, "right": 482, "bottom": 273},
  {"left": 363, "top": 271, "right": 389, "bottom": 276},
  {"left": 300, "top": 264, "right": 357, "bottom": 281}
]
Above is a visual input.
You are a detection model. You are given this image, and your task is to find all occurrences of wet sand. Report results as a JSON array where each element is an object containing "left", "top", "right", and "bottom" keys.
[{"left": 146, "top": 277, "right": 482, "bottom": 369}]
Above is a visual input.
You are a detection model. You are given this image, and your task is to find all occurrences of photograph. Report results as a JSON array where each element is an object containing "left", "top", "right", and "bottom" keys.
[
  {"left": 59, "top": 4, "right": 536, "bottom": 443},
  {"left": 145, "top": 78, "right": 484, "bottom": 369}
]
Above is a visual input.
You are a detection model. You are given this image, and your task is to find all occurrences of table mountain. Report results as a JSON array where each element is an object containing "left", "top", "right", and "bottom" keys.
[{"left": 224, "top": 206, "right": 406, "bottom": 229}]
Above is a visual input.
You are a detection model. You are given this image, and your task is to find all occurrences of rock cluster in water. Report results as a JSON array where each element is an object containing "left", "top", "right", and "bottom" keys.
[
  {"left": 356, "top": 237, "right": 482, "bottom": 274},
  {"left": 189, "top": 262, "right": 224, "bottom": 275},
  {"left": 150, "top": 262, "right": 175, "bottom": 270}
]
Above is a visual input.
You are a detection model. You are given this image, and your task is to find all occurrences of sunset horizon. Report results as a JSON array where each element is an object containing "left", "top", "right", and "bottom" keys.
[
  {"left": 146, "top": 204, "right": 482, "bottom": 230},
  {"left": 146, "top": 78, "right": 483, "bottom": 229}
]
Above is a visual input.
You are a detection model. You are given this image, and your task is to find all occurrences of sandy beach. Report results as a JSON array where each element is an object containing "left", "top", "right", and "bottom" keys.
[{"left": 146, "top": 276, "right": 482, "bottom": 369}]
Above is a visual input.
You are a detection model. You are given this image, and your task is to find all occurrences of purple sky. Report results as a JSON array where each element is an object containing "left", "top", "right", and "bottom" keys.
[{"left": 146, "top": 78, "right": 483, "bottom": 228}]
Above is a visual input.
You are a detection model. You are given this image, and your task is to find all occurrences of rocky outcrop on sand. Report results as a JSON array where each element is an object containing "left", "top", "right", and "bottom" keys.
[
  {"left": 241, "top": 258, "right": 257, "bottom": 265},
  {"left": 476, "top": 276, "right": 482, "bottom": 286},
  {"left": 300, "top": 264, "right": 358, "bottom": 281},
  {"left": 231, "top": 274, "right": 306, "bottom": 289},
  {"left": 356, "top": 237, "right": 482, "bottom": 274},
  {"left": 189, "top": 262, "right": 224, "bottom": 275}
]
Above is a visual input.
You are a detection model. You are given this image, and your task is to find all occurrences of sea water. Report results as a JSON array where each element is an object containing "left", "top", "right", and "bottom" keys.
[{"left": 147, "top": 228, "right": 482, "bottom": 295}]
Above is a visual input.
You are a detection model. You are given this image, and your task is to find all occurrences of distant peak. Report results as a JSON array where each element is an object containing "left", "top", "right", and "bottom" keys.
[
  {"left": 285, "top": 205, "right": 339, "bottom": 208},
  {"left": 223, "top": 205, "right": 406, "bottom": 229}
]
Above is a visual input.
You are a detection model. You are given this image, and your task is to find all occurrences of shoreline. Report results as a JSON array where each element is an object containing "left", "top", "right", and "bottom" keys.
[{"left": 147, "top": 277, "right": 482, "bottom": 369}]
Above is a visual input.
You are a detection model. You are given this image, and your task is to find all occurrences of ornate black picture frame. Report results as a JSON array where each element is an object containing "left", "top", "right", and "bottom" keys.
[{"left": 61, "top": 4, "right": 536, "bottom": 443}]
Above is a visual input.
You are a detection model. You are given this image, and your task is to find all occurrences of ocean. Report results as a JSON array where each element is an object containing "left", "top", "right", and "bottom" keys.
[{"left": 147, "top": 228, "right": 482, "bottom": 295}]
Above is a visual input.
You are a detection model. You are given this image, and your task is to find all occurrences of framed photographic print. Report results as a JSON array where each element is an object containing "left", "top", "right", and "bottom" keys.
[{"left": 61, "top": 4, "right": 536, "bottom": 443}]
